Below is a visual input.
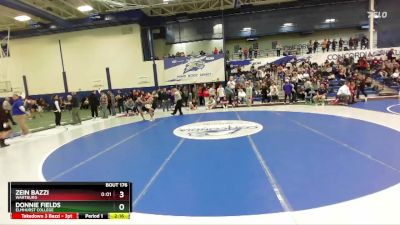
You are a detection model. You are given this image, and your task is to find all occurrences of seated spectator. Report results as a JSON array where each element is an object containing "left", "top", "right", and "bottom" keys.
[
  {"left": 335, "top": 81, "right": 351, "bottom": 105},
  {"left": 220, "top": 97, "right": 229, "bottom": 109},
  {"left": 206, "top": 96, "right": 217, "bottom": 110},
  {"left": 269, "top": 82, "right": 279, "bottom": 102},
  {"left": 313, "top": 83, "right": 327, "bottom": 105},
  {"left": 237, "top": 88, "right": 247, "bottom": 104},
  {"left": 124, "top": 98, "right": 137, "bottom": 116}
]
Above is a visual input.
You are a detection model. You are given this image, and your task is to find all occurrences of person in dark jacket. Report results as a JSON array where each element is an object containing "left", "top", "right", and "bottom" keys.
[
  {"left": 70, "top": 92, "right": 81, "bottom": 125},
  {"left": 88, "top": 90, "right": 99, "bottom": 119},
  {"left": 0, "top": 107, "right": 12, "bottom": 148}
]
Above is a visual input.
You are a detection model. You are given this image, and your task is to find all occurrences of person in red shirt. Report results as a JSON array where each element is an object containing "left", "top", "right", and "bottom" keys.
[
  {"left": 198, "top": 85, "right": 205, "bottom": 106},
  {"left": 243, "top": 48, "right": 248, "bottom": 59},
  {"left": 213, "top": 47, "right": 218, "bottom": 55}
]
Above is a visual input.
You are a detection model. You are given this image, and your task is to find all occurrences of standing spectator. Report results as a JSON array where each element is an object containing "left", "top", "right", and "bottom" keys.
[
  {"left": 339, "top": 38, "right": 344, "bottom": 51},
  {"left": 213, "top": 47, "right": 218, "bottom": 55},
  {"left": 12, "top": 94, "right": 29, "bottom": 135},
  {"left": 332, "top": 39, "right": 337, "bottom": 51},
  {"left": 198, "top": 85, "right": 205, "bottom": 106},
  {"left": 0, "top": 107, "right": 12, "bottom": 148},
  {"left": 243, "top": 47, "right": 249, "bottom": 59},
  {"left": 2, "top": 97, "right": 16, "bottom": 125},
  {"left": 171, "top": 88, "right": 183, "bottom": 116},
  {"left": 217, "top": 84, "right": 225, "bottom": 102},
  {"left": 70, "top": 92, "right": 81, "bottom": 125},
  {"left": 52, "top": 95, "right": 62, "bottom": 127},
  {"left": 254, "top": 47, "right": 259, "bottom": 58},
  {"left": 307, "top": 40, "right": 313, "bottom": 54},
  {"left": 282, "top": 79, "right": 293, "bottom": 104},
  {"left": 261, "top": 83, "right": 269, "bottom": 103},
  {"left": 245, "top": 81, "right": 253, "bottom": 107},
  {"left": 356, "top": 75, "right": 368, "bottom": 100},
  {"left": 249, "top": 47, "right": 253, "bottom": 59},
  {"left": 326, "top": 39, "right": 331, "bottom": 52},
  {"left": 349, "top": 37, "right": 354, "bottom": 50},
  {"left": 387, "top": 49, "right": 395, "bottom": 61},
  {"left": 99, "top": 92, "right": 108, "bottom": 119},
  {"left": 89, "top": 90, "right": 99, "bottom": 119},
  {"left": 108, "top": 91, "right": 116, "bottom": 116},
  {"left": 313, "top": 40, "right": 319, "bottom": 53},
  {"left": 209, "top": 84, "right": 216, "bottom": 100},
  {"left": 353, "top": 37, "right": 359, "bottom": 50},
  {"left": 276, "top": 42, "right": 282, "bottom": 56},
  {"left": 361, "top": 36, "right": 369, "bottom": 49},
  {"left": 160, "top": 88, "right": 170, "bottom": 112},
  {"left": 321, "top": 39, "right": 327, "bottom": 53},
  {"left": 115, "top": 90, "right": 125, "bottom": 113},
  {"left": 238, "top": 47, "right": 243, "bottom": 59}
]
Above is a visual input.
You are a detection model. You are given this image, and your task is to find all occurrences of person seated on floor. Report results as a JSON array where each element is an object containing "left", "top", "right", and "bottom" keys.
[
  {"left": 190, "top": 98, "right": 198, "bottom": 110},
  {"left": 124, "top": 97, "right": 137, "bottom": 116},
  {"left": 220, "top": 97, "right": 229, "bottom": 109},
  {"left": 237, "top": 88, "right": 247, "bottom": 104},
  {"left": 334, "top": 81, "right": 351, "bottom": 105},
  {"left": 313, "top": 83, "right": 327, "bottom": 105},
  {"left": 206, "top": 96, "right": 217, "bottom": 110}
]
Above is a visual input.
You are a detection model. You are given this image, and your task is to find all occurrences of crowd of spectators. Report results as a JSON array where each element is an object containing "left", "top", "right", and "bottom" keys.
[{"left": 1, "top": 45, "right": 398, "bottom": 148}]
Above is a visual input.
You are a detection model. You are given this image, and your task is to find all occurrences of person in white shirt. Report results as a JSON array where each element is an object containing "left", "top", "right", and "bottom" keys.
[
  {"left": 217, "top": 84, "right": 225, "bottom": 102},
  {"left": 336, "top": 81, "right": 351, "bottom": 104},
  {"left": 391, "top": 69, "right": 399, "bottom": 79},
  {"left": 238, "top": 88, "right": 247, "bottom": 104},
  {"left": 52, "top": 95, "right": 62, "bottom": 126},
  {"left": 269, "top": 83, "right": 279, "bottom": 102},
  {"left": 227, "top": 76, "right": 236, "bottom": 91}
]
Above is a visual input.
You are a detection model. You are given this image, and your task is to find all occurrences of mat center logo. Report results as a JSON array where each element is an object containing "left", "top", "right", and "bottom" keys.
[{"left": 173, "top": 120, "right": 263, "bottom": 140}]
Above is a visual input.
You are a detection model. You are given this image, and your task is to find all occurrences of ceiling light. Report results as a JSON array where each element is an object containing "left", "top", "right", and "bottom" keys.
[
  {"left": 324, "top": 18, "right": 336, "bottom": 23},
  {"left": 283, "top": 23, "right": 293, "bottom": 27},
  {"left": 78, "top": 5, "right": 93, "bottom": 12},
  {"left": 14, "top": 15, "right": 31, "bottom": 22},
  {"left": 242, "top": 27, "right": 252, "bottom": 31}
]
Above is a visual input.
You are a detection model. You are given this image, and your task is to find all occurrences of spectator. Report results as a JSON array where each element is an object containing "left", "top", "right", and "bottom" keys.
[
  {"left": 2, "top": 97, "right": 16, "bottom": 125},
  {"left": 213, "top": 47, "right": 218, "bottom": 55},
  {"left": 321, "top": 39, "right": 327, "bottom": 53},
  {"left": 339, "top": 38, "right": 344, "bottom": 51},
  {"left": 12, "top": 94, "right": 29, "bottom": 135},
  {"left": 313, "top": 83, "right": 327, "bottom": 105},
  {"left": 115, "top": 90, "right": 125, "bottom": 113},
  {"left": 332, "top": 39, "right": 337, "bottom": 51},
  {"left": 282, "top": 79, "right": 293, "bottom": 104},
  {"left": 52, "top": 95, "right": 62, "bottom": 127},
  {"left": 336, "top": 81, "right": 351, "bottom": 105},
  {"left": 307, "top": 40, "right": 313, "bottom": 54},
  {"left": 171, "top": 88, "right": 183, "bottom": 116},
  {"left": 99, "top": 92, "right": 108, "bottom": 119},
  {"left": 276, "top": 42, "right": 282, "bottom": 56},
  {"left": 238, "top": 47, "right": 243, "bottom": 59},
  {"left": 206, "top": 96, "right": 217, "bottom": 110},
  {"left": 70, "top": 92, "right": 81, "bottom": 125},
  {"left": 313, "top": 40, "right": 319, "bottom": 53},
  {"left": 89, "top": 90, "right": 99, "bottom": 119}
]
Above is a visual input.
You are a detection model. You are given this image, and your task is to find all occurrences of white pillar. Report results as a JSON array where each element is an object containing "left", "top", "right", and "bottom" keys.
[{"left": 369, "top": 0, "right": 375, "bottom": 49}]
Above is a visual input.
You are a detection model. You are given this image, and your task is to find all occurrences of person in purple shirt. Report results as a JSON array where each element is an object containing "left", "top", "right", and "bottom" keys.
[
  {"left": 282, "top": 79, "right": 294, "bottom": 104},
  {"left": 12, "top": 94, "right": 30, "bottom": 135}
]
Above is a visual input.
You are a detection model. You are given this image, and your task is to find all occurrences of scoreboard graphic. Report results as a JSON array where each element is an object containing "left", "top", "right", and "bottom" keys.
[{"left": 8, "top": 182, "right": 132, "bottom": 220}]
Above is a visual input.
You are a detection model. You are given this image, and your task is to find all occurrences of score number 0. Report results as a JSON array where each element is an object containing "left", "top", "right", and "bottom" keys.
[{"left": 118, "top": 191, "right": 125, "bottom": 211}]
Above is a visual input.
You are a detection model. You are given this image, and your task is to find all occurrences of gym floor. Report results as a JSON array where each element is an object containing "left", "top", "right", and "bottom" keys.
[{"left": 1, "top": 100, "right": 399, "bottom": 224}]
